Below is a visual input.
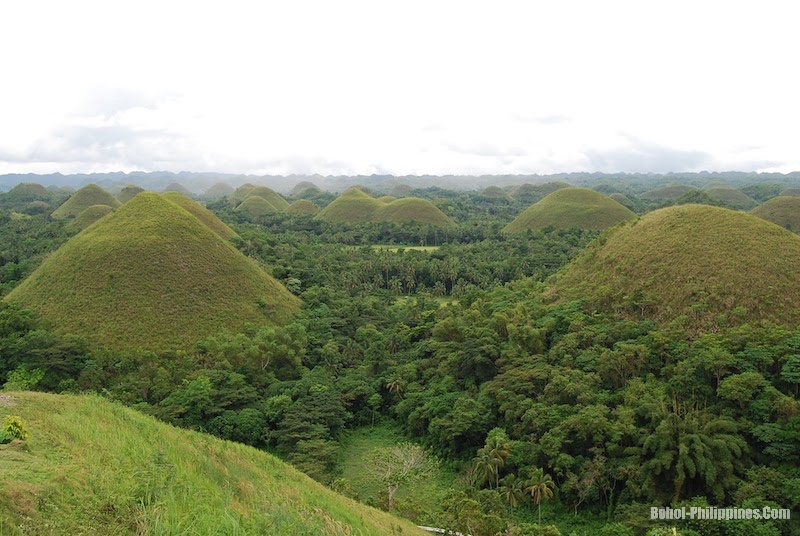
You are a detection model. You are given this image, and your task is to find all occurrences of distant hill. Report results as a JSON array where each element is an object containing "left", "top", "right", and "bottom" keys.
[
  {"left": 640, "top": 184, "right": 696, "bottom": 202},
  {"left": 4, "top": 182, "right": 50, "bottom": 202},
  {"left": 389, "top": 183, "right": 414, "bottom": 197},
  {"left": 0, "top": 391, "right": 425, "bottom": 535},
  {"left": 236, "top": 196, "right": 278, "bottom": 218},
  {"left": 51, "top": 184, "right": 121, "bottom": 219},
  {"left": 779, "top": 188, "right": 800, "bottom": 197},
  {"left": 751, "top": 196, "right": 800, "bottom": 231},
  {"left": 116, "top": 184, "right": 145, "bottom": 203},
  {"left": 203, "top": 182, "right": 235, "bottom": 199},
  {"left": 504, "top": 187, "right": 635, "bottom": 232},
  {"left": 162, "top": 191, "right": 238, "bottom": 240},
  {"left": 549, "top": 204, "right": 800, "bottom": 332},
  {"left": 289, "top": 181, "right": 320, "bottom": 197},
  {"left": 162, "top": 182, "right": 194, "bottom": 197},
  {"left": 66, "top": 205, "right": 114, "bottom": 231},
  {"left": 6, "top": 193, "right": 299, "bottom": 351},
  {"left": 477, "top": 185, "right": 512, "bottom": 201},
  {"left": 608, "top": 192, "right": 637, "bottom": 211},
  {"left": 375, "top": 197, "right": 455, "bottom": 227},
  {"left": 231, "top": 184, "right": 289, "bottom": 211},
  {"left": 509, "top": 182, "right": 571, "bottom": 203},
  {"left": 705, "top": 187, "right": 757, "bottom": 210},
  {"left": 316, "top": 188, "right": 384, "bottom": 223},
  {"left": 285, "top": 199, "right": 320, "bottom": 215}
]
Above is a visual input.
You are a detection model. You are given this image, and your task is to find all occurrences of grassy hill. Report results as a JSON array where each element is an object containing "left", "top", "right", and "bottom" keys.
[
  {"left": 3, "top": 183, "right": 50, "bottom": 203},
  {"left": 116, "top": 185, "right": 145, "bottom": 203},
  {"left": 751, "top": 196, "right": 800, "bottom": 231},
  {"left": 203, "top": 182, "right": 235, "bottom": 199},
  {"left": 780, "top": 188, "right": 800, "bottom": 197},
  {"left": 377, "top": 195, "right": 397, "bottom": 203},
  {"left": 316, "top": 188, "right": 384, "bottom": 223},
  {"left": 504, "top": 187, "right": 635, "bottom": 232},
  {"left": 231, "top": 185, "right": 289, "bottom": 211},
  {"left": 163, "top": 191, "right": 238, "bottom": 240},
  {"left": 236, "top": 195, "right": 278, "bottom": 218},
  {"left": 548, "top": 204, "right": 800, "bottom": 332},
  {"left": 640, "top": 184, "right": 696, "bottom": 202},
  {"left": 477, "top": 185, "right": 512, "bottom": 201},
  {"left": 509, "top": 182, "right": 571, "bottom": 203},
  {"left": 289, "top": 181, "right": 320, "bottom": 197},
  {"left": 6, "top": 193, "right": 299, "bottom": 351},
  {"left": 0, "top": 391, "right": 424, "bottom": 535},
  {"left": 285, "top": 199, "right": 320, "bottom": 215},
  {"left": 51, "top": 184, "right": 121, "bottom": 219},
  {"left": 389, "top": 184, "right": 413, "bottom": 197},
  {"left": 66, "top": 205, "right": 114, "bottom": 232},
  {"left": 375, "top": 198, "right": 455, "bottom": 227},
  {"left": 705, "top": 187, "right": 757, "bottom": 210},
  {"left": 162, "top": 182, "right": 194, "bottom": 197}
]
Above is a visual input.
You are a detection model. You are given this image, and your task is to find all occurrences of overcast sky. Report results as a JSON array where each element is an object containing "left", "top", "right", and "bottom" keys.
[{"left": 1, "top": 1, "right": 797, "bottom": 176}]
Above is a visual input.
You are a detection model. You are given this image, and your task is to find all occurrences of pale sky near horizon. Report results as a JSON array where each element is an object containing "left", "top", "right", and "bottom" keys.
[{"left": 1, "top": 1, "right": 798, "bottom": 176}]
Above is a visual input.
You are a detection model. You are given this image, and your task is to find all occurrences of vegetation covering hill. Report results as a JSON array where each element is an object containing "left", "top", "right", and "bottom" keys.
[
  {"left": 609, "top": 192, "right": 636, "bottom": 211},
  {"left": 6, "top": 193, "right": 299, "bottom": 351},
  {"left": 375, "top": 198, "right": 455, "bottom": 227},
  {"left": 477, "top": 185, "right": 512, "bottom": 201},
  {"left": 3, "top": 183, "right": 50, "bottom": 203},
  {"left": 162, "top": 182, "right": 194, "bottom": 197},
  {"left": 231, "top": 184, "right": 290, "bottom": 211},
  {"left": 751, "top": 196, "right": 800, "bottom": 231},
  {"left": 285, "top": 199, "right": 320, "bottom": 215},
  {"left": 236, "top": 195, "right": 278, "bottom": 218},
  {"left": 203, "top": 182, "right": 235, "bottom": 199},
  {"left": 50, "top": 184, "right": 121, "bottom": 219},
  {"left": 0, "top": 391, "right": 424, "bottom": 535},
  {"left": 504, "top": 187, "right": 635, "bottom": 232},
  {"left": 705, "top": 187, "right": 757, "bottom": 210},
  {"left": 549, "top": 204, "right": 800, "bottom": 332},
  {"left": 389, "top": 183, "right": 413, "bottom": 197},
  {"left": 289, "top": 181, "right": 320, "bottom": 197},
  {"left": 779, "top": 187, "right": 800, "bottom": 197},
  {"left": 316, "top": 188, "right": 384, "bottom": 223},
  {"left": 639, "top": 184, "right": 695, "bottom": 201},
  {"left": 116, "top": 184, "right": 145, "bottom": 203},
  {"left": 378, "top": 195, "right": 397, "bottom": 203},
  {"left": 162, "top": 192, "right": 237, "bottom": 240},
  {"left": 66, "top": 205, "right": 114, "bottom": 232},
  {"left": 509, "top": 182, "right": 571, "bottom": 203}
]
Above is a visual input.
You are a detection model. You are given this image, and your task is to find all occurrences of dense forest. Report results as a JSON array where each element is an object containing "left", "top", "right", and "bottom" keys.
[{"left": 2, "top": 178, "right": 799, "bottom": 535}]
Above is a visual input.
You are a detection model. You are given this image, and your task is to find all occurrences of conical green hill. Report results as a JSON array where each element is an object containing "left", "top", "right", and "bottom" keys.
[
  {"left": 315, "top": 188, "right": 383, "bottom": 223},
  {"left": 203, "top": 182, "right": 235, "bottom": 199},
  {"left": 640, "top": 184, "right": 696, "bottom": 202},
  {"left": 0, "top": 391, "right": 426, "bottom": 535},
  {"left": 5, "top": 183, "right": 49, "bottom": 202},
  {"left": 477, "top": 185, "right": 512, "bottom": 201},
  {"left": 509, "top": 182, "right": 571, "bottom": 203},
  {"left": 162, "top": 182, "right": 194, "bottom": 197},
  {"left": 549, "top": 204, "right": 800, "bottom": 332},
  {"left": 116, "top": 184, "right": 145, "bottom": 203},
  {"left": 66, "top": 205, "right": 114, "bottom": 231},
  {"left": 378, "top": 195, "right": 397, "bottom": 203},
  {"left": 235, "top": 196, "right": 278, "bottom": 218},
  {"left": 285, "top": 199, "right": 320, "bottom": 215},
  {"left": 289, "top": 181, "right": 320, "bottom": 197},
  {"left": 6, "top": 193, "right": 299, "bottom": 351},
  {"left": 51, "top": 184, "right": 121, "bottom": 219},
  {"left": 504, "top": 187, "right": 635, "bottom": 232},
  {"left": 163, "top": 191, "right": 237, "bottom": 240},
  {"left": 705, "top": 187, "right": 757, "bottom": 210},
  {"left": 246, "top": 186, "right": 290, "bottom": 211},
  {"left": 751, "top": 196, "right": 800, "bottom": 232},
  {"left": 375, "top": 197, "right": 455, "bottom": 227}
]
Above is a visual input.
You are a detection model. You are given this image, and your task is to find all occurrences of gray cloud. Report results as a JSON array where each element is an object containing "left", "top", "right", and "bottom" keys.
[{"left": 583, "top": 136, "right": 712, "bottom": 173}]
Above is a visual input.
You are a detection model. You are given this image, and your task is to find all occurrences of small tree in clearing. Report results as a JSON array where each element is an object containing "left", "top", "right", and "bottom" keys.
[{"left": 367, "top": 442, "right": 438, "bottom": 511}]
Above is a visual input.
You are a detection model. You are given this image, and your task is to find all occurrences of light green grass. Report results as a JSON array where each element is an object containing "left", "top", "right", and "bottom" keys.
[
  {"left": 375, "top": 198, "right": 455, "bottom": 227},
  {"left": 231, "top": 185, "right": 290, "bottom": 212},
  {"left": 751, "top": 196, "right": 800, "bottom": 231},
  {"left": 504, "top": 187, "right": 635, "bottom": 232},
  {"left": 236, "top": 195, "right": 278, "bottom": 217},
  {"left": 6, "top": 193, "right": 299, "bottom": 351},
  {"left": 0, "top": 392, "right": 425, "bottom": 535},
  {"left": 285, "top": 199, "right": 320, "bottom": 215},
  {"left": 639, "top": 184, "right": 696, "bottom": 201},
  {"left": 338, "top": 424, "right": 457, "bottom": 525},
  {"left": 163, "top": 191, "right": 238, "bottom": 240},
  {"left": 549, "top": 204, "right": 800, "bottom": 332},
  {"left": 316, "top": 188, "right": 385, "bottom": 223},
  {"left": 51, "top": 184, "right": 121, "bottom": 219},
  {"left": 66, "top": 204, "right": 114, "bottom": 231},
  {"left": 705, "top": 187, "right": 757, "bottom": 210},
  {"left": 116, "top": 185, "right": 145, "bottom": 203}
]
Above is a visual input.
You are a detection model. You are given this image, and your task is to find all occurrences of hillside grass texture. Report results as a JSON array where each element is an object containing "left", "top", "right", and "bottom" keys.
[
  {"left": 285, "top": 199, "right": 320, "bottom": 215},
  {"left": 66, "top": 205, "right": 114, "bottom": 232},
  {"left": 751, "top": 196, "right": 800, "bottom": 232},
  {"left": 316, "top": 189, "right": 384, "bottom": 223},
  {"left": 549, "top": 204, "right": 800, "bottom": 332},
  {"left": 116, "top": 185, "right": 146, "bottom": 204},
  {"left": 5, "top": 193, "right": 299, "bottom": 351},
  {"left": 236, "top": 196, "right": 278, "bottom": 218},
  {"left": 0, "top": 391, "right": 424, "bottom": 535},
  {"left": 504, "top": 187, "right": 635, "bottom": 232},
  {"left": 162, "top": 191, "right": 238, "bottom": 240},
  {"left": 51, "top": 184, "right": 121, "bottom": 219}
]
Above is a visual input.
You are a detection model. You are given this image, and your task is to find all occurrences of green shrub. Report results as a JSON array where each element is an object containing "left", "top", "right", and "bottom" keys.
[{"left": 1, "top": 415, "right": 30, "bottom": 443}]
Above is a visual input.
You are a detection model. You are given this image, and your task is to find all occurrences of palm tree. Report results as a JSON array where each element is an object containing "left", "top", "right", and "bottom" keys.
[
  {"left": 525, "top": 467, "right": 555, "bottom": 524},
  {"left": 499, "top": 474, "right": 526, "bottom": 509},
  {"left": 472, "top": 449, "right": 499, "bottom": 488},
  {"left": 484, "top": 434, "right": 511, "bottom": 488}
]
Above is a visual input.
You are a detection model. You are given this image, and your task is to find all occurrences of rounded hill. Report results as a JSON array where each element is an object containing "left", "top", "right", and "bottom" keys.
[
  {"left": 705, "top": 187, "right": 756, "bottom": 210},
  {"left": 375, "top": 197, "right": 455, "bottom": 226},
  {"left": 549, "top": 204, "right": 800, "bottom": 332},
  {"left": 231, "top": 184, "right": 289, "bottom": 211},
  {"left": 51, "top": 184, "right": 121, "bottom": 219},
  {"left": 235, "top": 196, "right": 278, "bottom": 218},
  {"left": 640, "top": 184, "right": 696, "bottom": 202},
  {"left": 162, "top": 182, "right": 194, "bottom": 197},
  {"left": 315, "top": 188, "right": 383, "bottom": 223},
  {"left": 509, "top": 182, "right": 571, "bottom": 203},
  {"left": 289, "top": 181, "right": 320, "bottom": 197},
  {"left": 285, "top": 199, "right": 320, "bottom": 215},
  {"left": 6, "top": 193, "right": 299, "bottom": 351},
  {"left": 116, "top": 185, "right": 145, "bottom": 203},
  {"left": 5, "top": 183, "right": 50, "bottom": 202},
  {"left": 751, "top": 196, "right": 800, "bottom": 231},
  {"left": 504, "top": 187, "right": 635, "bottom": 232},
  {"left": 203, "top": 182, "right": 235, "bottom": 199},
  {"left": 477, "top": 186, "right": 512, "bottom": 201}
]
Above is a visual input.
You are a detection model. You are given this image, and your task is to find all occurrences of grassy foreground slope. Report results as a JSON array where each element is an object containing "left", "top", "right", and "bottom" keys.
[
  {"left": 0, "top": 392, "right": 423, "bottom": 536},
  {"left": 162, "top": 191, "right": 238, "bottom": 240},
  {"left": 504, "top": 187, "right": 635, "bottom": 232},
  {"left": 6, "top": 193, "right": 299, "bottom": 351},
  {"left": 549, "top": 204, "right": 800, "bottom": 331}
]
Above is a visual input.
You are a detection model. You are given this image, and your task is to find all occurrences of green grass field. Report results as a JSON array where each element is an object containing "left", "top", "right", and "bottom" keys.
[{"left": 0, "top": 392, "right": 425, "bottom": 535}]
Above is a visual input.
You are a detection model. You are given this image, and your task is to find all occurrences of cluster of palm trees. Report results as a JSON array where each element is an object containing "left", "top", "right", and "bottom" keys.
[{"left": 472, "top": 432, "right": 556, "bottom": 524}]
